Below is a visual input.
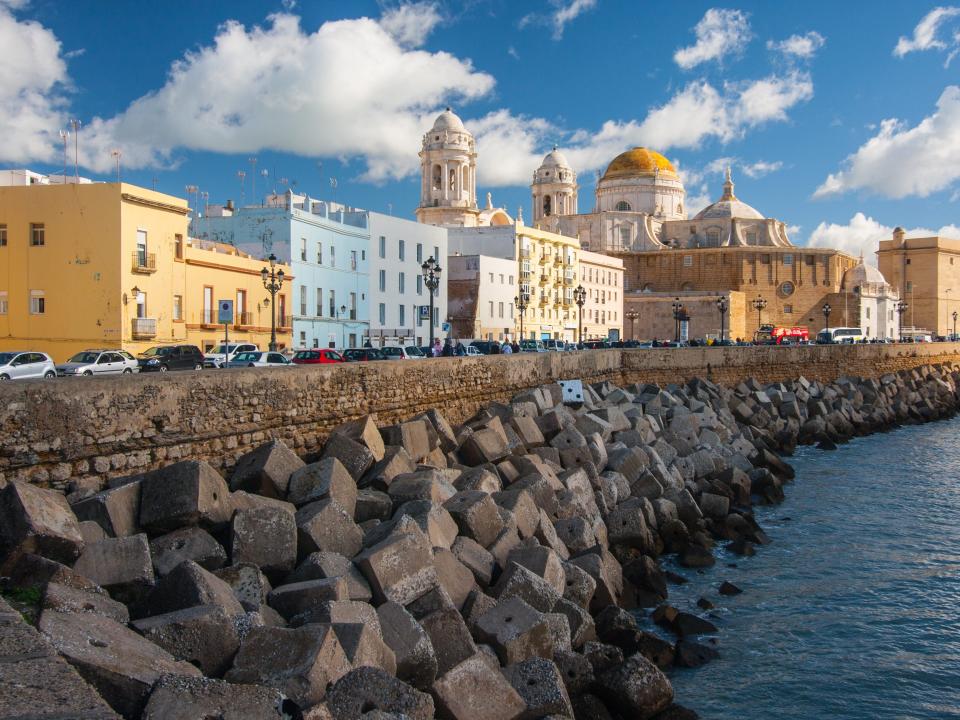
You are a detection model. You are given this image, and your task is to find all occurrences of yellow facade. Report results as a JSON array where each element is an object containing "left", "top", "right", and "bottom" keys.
[
  {"left": 578, "top": 250, "right": 624, "bottom": 341},
  {"left": 0, "top": 181, "right": 291, "bottom": 361},
  {"left": 516, "top": 223, "right": 581, "bottom": 342}
]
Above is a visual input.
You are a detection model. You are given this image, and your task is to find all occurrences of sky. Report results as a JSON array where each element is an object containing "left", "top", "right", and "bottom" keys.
[{"left": 3, "top": 0, "right": 960, "bottom": 262}]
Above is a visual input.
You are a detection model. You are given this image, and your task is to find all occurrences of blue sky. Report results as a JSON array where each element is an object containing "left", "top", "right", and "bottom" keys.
[{"left": 2, "top": 0, "right": 959, "bottom": 260}]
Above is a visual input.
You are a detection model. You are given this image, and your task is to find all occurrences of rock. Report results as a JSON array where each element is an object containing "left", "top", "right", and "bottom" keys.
[
  {"left": 431, "top": 653, "right": 527, "bottom": 720},
  {"left": 138, "top": 461, "right": 232, "bottom": 535},
  {"left": 38, "top": 609, "right": 201, "bottom": 719},
  {"left": 132, "top": 605, "right": 241, "bottom": 677},
  {"left": 288, "top": 457, "right": 357, "bottom": 515},
  {"left": 4, "top": 553, "right": 100, "bottom": 594},
  {"left": 581, "top": 641, "right": 624, "bottom": 675},
  {"left": 267, "top": 578, "right": 349, "bottom": 621},
  {"left": 503, "top": 657, "right": 574, "bottom": 719},
  {"left": 231, "top": 505, "right": 298, "bottom": 578},
  {"left": 718, "top": 581, "right": 742, "bottom": 596},
  {"left": 73, "top": 534, "right": 155, "bottom": 604},
  {"left": 571, "top": 693, "right": 615, "bottom": 720},
  {"left": 492, "top": 561, "right": 561, "bottom": 613},
  {"left": 296, "top": 499, "right": 363, "bottom": 560},
  {"left": 78, "top": 520, "right": 108, "bottom": 545},
  {"left": 697, "top": 493, "right": 730, "bottom": 520},
  {"left": 141, "top": 675, "right": 288, "bottom": 720},
  {"left": 230, "top": 439, "right": 304, "bottom": 499},
  {"left": 595, "top": 653, "right": 674, "bottom": 720},
  {"left": 332, "top": 416, "right": 387, "bottom": 462},
  {"left": 696, "top": 597, "right": 714, "bottom": 610},
  {"left": 473, "top": 596, "right": 553, "bottom": 665},
  {"left": 444, "top": 491, "right": 504, "bottom": 548},
  {"left": 41, "top": 581, "right": 130, "bottom": 623},
  {"left": 377, "top": 601, "right": 438, "bottom": 691},
  {"left": 226, "top": 624, "right": 352, "bottom": 708},
  {"left": 673, "top": 612, "right": 717, "bottom": 637},
  {"left": 553, "top": 648, "right": 594, "bottom": 694},
  {"left": 381, "top": 420, "right": 433, "bottom": 464},
  {"left": 355, "top": 532, "right": 438, "bottom": 606},
  {"left": 136, "top": 559, "right": 244, "bottom": 619},
  {"left": 451, "top": 536, "right": 496, "bottom": 587},
  {"left": 322, "top": 432, "right": 376, "bottom": 481},
  {"left": 0, "top": 481, "right": 84, "bottom": 570},
  {"left": 419, "top": 607, "right": 477, "bottom": 677},
  {"left": 622, "top": 556, "right": 668, "bottom": 607},
  {"left": 150, "top": 527, "right": 227, "bottom": 576},
  {"left": 674, "top": 639, "right": 719, "bottom": 668},
  {"left": 433, "top": 547, "right": 477, "bottom": 610},
  {"left": 72, "top": 481, "right": 141, "bottom": 538},
  {"left": 679, "top": 545, "right": 715, "bottom": 569},
  {"left": 214, "top": 563, "right": 272, "bottom": 612},
  {"left": 326, "top": 667, "right": 435, "bottom": 720},
  {"left": 286, "top": 551, "right": 373, "bottom": 602}
]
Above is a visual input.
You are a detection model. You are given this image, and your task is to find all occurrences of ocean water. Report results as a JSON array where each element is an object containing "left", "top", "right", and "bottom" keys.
[{"left": 654, "top": 418, "right": 960, "bottom": 719}]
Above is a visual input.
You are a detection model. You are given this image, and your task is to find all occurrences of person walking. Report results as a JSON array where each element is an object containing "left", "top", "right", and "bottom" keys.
[
  {"left": 501, "top": 341, "right": 513, "bottom": 354},
  {"left": 441, "top": 338, "right": 454, "bottom": 357},
  {"left": 432, "top": 338, "right": 442, "bottom": 357}
]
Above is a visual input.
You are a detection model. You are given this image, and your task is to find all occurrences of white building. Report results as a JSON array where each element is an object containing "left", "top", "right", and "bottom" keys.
[
  {"left": 578, "top": 250, "right": 624, "bottom": 341},
  {"left": 841, "top": 260, "right": 900, "bottom": 339},
  {"left": 447, "top": 255, "right": 517, "bottom": 342}
]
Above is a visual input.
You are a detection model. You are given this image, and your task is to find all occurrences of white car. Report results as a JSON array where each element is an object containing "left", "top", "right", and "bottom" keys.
[
  {"left": 204, "top": 342, "right": 260, "bottom": 368},
  {"left": 57, "top": 349, "right": 139, "bottom": 376},
  {"left": 0, "top": 351, "right": 57, "bottom": 380},
  {"left": 381, "top": 346, "right": 426, "bottom": 360},
  {"left": 224, "top": 351, "right": 293, "bottom": 368},
  {"left": 464, "top": 345, "right": 482, "bottom": 357}
]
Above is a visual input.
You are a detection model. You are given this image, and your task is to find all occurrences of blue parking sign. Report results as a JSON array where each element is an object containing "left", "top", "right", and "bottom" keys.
[{"left": 218, "top": 299, "right": 234, "bottom": 324}]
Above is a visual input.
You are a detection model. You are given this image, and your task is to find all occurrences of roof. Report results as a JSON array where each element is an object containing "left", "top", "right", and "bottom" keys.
[
  {"left": 601, "top": 147, "right": 676, "bottom": 180},
  {"left": 432, "top": 107, "right": 466, "bottom": 132}
]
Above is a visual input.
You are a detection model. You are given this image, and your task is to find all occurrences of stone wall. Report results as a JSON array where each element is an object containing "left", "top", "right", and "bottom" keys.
[{"left": 3, "top": 343, "right": 960, "bottom": 489}]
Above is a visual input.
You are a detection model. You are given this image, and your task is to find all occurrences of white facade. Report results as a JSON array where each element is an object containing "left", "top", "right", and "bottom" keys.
[
  {"left": 579, "top": 250, "right": 624, "bottom": 341},
  {"left": 447, "top": 254, "right": 517, "bottom": 341},
  {"left": 415, "top": 108, "right": 480, "bottom": 227},
  {"left": 368, "top": 213, "right": 448, "bottom": 347},
  {"left": 531, "top": 148, "right": 578, "bottom": 223},
  {"left": 842, "top": 261, "right": 900, "bottom": 339}
]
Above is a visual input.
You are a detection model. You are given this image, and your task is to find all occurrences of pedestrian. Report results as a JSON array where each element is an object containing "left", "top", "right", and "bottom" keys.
[
  {"left": 442, "top": 338, "right": 454, "bottom": 357},
  {"left": 501, "top": 341, "right": 513, "bottom": 354},
  {"left": 432, "top": 338, "right": 442, "bottom": 357},
  {"left": 512, "top": 340, "right": 520, "bottom": 353}
]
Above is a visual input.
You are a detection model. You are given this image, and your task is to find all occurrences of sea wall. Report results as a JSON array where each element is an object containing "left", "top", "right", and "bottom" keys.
[{"left": 2, "top": 342, "right": 960, "bottom": 489}]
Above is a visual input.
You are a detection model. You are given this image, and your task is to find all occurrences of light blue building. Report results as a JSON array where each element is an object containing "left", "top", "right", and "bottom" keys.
[{"left": 193, "top": 192, "right": 370, "bottom": 350}]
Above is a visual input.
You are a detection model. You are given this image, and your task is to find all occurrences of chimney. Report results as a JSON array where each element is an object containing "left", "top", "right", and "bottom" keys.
[
  {"left": 226, "top": 199, "right": 234, "bottom": 211},
  {"left": 893, "top": 226, "right": 905, "bottom": 246}
]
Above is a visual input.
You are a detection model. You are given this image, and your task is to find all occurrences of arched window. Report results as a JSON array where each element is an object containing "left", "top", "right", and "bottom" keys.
[
  {"left": 676, "top": 202, "right": 683, "bottom": 215},
  {"left": 615, "top": 201, "right": 631, "bottom": 212},
  {"left": 448, "top": 168, "right": 457, "bottom": 191},
  {"left": 706, "top": 229, "right": 720, "bottom": 247},
  {"left": 432, "top": 165, "right": 442, "bottom": 190},
  {"left": 462, "top": 166, "right": 470, "bottom": 197},
  {"left": 543, "top": 196, "right": 552, "bottom": 216}
]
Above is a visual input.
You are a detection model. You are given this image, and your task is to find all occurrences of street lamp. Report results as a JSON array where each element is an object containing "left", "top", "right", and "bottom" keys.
[
  {"left": 953, "top": 310, "right": 958, "bottom": 340},
  {"left": 336, "top": 304, "right": 348, "bottom": 349},
  {"left": 822, "top": 303, "right": 832, "bottom": 338},
  {"left": 574, "top": 285, "right": 587, "bottom": 346},
  {"left": 260, "top": 253, "right": 285, "bottom": 351},
  {"left": 671, "top": 297, "right": 682, "bottom": 342},
  {"left": 515, "top": 292, "right": 530, "bottom": 342},
  {"left": 751, "top": 295, "right": 767, "bottom": 331},
  {"left": 896, "top": 300, "right": 908, "bottom": 342},
  {"left": 715, "top": 295, "right": 728, "bottom": 343},
  {"left": 421, "top": 256, "right": 442, "bottom": 351},
  {"left": 625, "top": 309, "right": 640, "bottom": 340}
]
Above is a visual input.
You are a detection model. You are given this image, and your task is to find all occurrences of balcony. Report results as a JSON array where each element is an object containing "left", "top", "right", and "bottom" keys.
[
  {"left": 131, "top": 252, "right": 156, "bottom": 274},
  {"left": 279, "top": 314, "right": 293, "bottom": 329},
  {"left": 131, "top": 317, "right": 157, "bottom": 339},
  {"left": 563, "top": 275, "right": 574, "bottom": 286},
  {"left": 539, "top": 293, "right": 550, "bottom": 306},
  {"left": 553, "top": 255, "right": 563, "bottom": 267},
  {"left": 538, "top": 254, "right": 549, "bottom": 266},
  {"left": 234, "top": 311, "right": 254, "bottom": 327},
  {"left": 519, "top": 248, "right": 530, "bottom": 259},
  {"left": 539, "top": 274, "right": 550, "bottom": 286},
  {"left": 553, "top": 276, "right": 563, "bottom": 288}
]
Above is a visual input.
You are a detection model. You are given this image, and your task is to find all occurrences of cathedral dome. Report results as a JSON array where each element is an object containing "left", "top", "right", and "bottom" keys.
[
  {"left": 432, "top": 107, "right": 466, "bottom": 132},
  {"left": 601, "top": 147, "right": 677, "bottom": 180},
  {"left": 693, "top": 167, "right": 764, "bottom": 220},
  {"left": 843, "top": 261, "right": 887, "bottom": 290},
  {"left": 540, "top": 146, "right": 571, "bottom": 169}
]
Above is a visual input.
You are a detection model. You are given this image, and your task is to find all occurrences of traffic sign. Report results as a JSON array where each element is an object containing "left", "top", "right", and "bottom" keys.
[{"left": 218, "top": 299, "right": 234, "bottom": 324}]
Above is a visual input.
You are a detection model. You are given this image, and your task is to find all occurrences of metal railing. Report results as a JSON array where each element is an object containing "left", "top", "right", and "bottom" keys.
[
  {"left": 131, "top": 252, "right": 156, "bottom": 273},
  {"left": 131, "top": 317, "right": 157, "bottom": 338},
  {"left": 234, "top": 311, "right": 254, "bottom": 326}
]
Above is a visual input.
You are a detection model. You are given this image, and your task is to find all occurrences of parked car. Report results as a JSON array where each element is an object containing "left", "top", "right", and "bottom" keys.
[
  {"left": 58, "top": 349, "right": 139, "bottom": 376},
  {"left": 225, "top": 351, "right": 293, "bottom": 368},
  {"left": 138, "top": 345, "right": 205, "bottom": 372},
  {"left": 405, "top": 346, "right": 428, "bottom": 359},
  {"left": 582, "top": 340, "right": 611, "bottom": 350},
  {"left": 0, "top": 351, "right": 57, "bottom": 380},
  {"left": 468, "top": 340, "right": 500, "bottom": 355},
  {"left": 381, "top": 346, "right": 424, "bottom": 360},
  {"left": 342, "top": 348, "right": 385, "bottom": 362},
  {"left": 519, "top": 340, "right": 546, "bottom": 352},
  {"left": 204, "top": 342, "right": 259, "bottom": 368},
  {"left": 544, "top": 339, "right": 568, "bottom": 352},
  {"left": 292, "top": 349, "right": 345, "bottom": 364},
  {"left": 464, "top": 345, "right": 482, "bottom": 357}
]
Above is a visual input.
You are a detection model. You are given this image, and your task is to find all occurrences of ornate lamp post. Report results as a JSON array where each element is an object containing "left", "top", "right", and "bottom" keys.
[
  {"left": 671, "top": 297, "right": 682, "bottom": 342},
  {"left": 515, "top": 292, "right": 530, "bottom": 342},
  {"left": 260, "top": 253, "right": 285, "bottom": 351},
  {"left": 574, "top": 285, "right": 587, "bottom": 345},
  {"left": 751, "top": 295, "right": 767, "bottom": 332},
  {"left": 896, "top": 300, "right": 908, "bottom": 341},
  {"left": 421, "top": 256, "right": 442, "bottom": 351},
  {"left": 715, "top": 295, "right": 728, "bottom": 343},
  {"left": 625, "top": 309, "right": 640, "bottom": 340},
  {"left": 336, "top": 304, "right": 348, "bottom": 349},
  {"left": 952, "top": 310, "right": 957, "bottom": 339},
  {"left": 822, "top": 302, "right": 832, "bottom": 339}
]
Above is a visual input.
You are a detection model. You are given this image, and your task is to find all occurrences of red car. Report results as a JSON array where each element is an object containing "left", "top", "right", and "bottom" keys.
[{"left": 291, "top": 349, "right": 344, "bottom": 364}]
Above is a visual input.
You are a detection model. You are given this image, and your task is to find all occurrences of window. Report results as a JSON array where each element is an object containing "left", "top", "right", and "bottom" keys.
[
  {"left": 300, "top": 238, "right": 307, "bottom": 261},
  {"left": 761, "top": 254, "right": 771, "bottom": 264},
  {"left": 489, "top": 301, "right": 494, "bottom": 318},
  {"left": 434, "top": 246, "right": 439, "bottom": 262},
  {"left": 136, "top": 229, "right": 148, "bottom": 266},
  {"left": 379, "top": 236, "right": 386, "bottom": 258},
  {"left": 906, "top": 281, "right": 913, "bottom": 292},
  {"left": 379, "top": 303, "right": 386, "bottom": 324},
  {"left": 399, "top": 240, "right": 405, "bottom": 261},
  {"left": 351, "top": 250, "right": 357, "bottom": 270},
  {"left": 329, "top": 290, "right": 336, "bottom": 317},
  {"left": 203, "top": 286, "right": 213, "bottom": 324},
  {"left": 619, "top": 226, "right": 630, "bottom": 247},
  {"left": 29, "top": 290, "right": 45, "bottom": 314},
  {"left": 866, "top": 307, "right": 871, "bottom": 319},
  {"left": 316, "top": 288, "right": 323, "bottom": 316},
  {"left": 30, "top": 223, "right": 44, "bottom": 247},
  {"left": 399, "top": 305, "right": 405, "bottom": 326},
  {"left": 135, "top": 292, "right": 147, "bottom": 319},
  {"left": 349, "top": 292, "right": 356, "bottom": 319},
  {"left": 300, "top": 286, "right": 307, "bottom": 316},
  {"left": 489, "top": 273, "right": 494, "bottom": 283},
  {"left": 317, "top": 243, "right": 323, "bottom": 264},
  {"left": 783, "top": 254, "right": 793, "bottom": 265},
  {"left": 300, "top": 331, "right": 306, "bottom": 346},
  {"left": 416, "top": 275, "right": 423, "bottom": 295},
  {"left": 683, "top": 255, "right": 693, "bottom": 267},
  {"left": 784, "top": 304, "right": 793, "bottom": 314},
  {"left": 174, "top": 234, "right": 183, "bottom": 259},
  {"left": 330, "top": 245, "right": 335, "bottom": 267},
  {"left": 399, "top": 272, "right": 405, "bottom": 294},
  {"left": 509, "top": 275, "right": 514, "bottom": 284},
  {"left": 416, "top": 243, "right": 423, "bottom": 263},
  {"left": 173, "top": 294, "right": 182, "bottom": 321},
  {"left": 379, "top": 270, "right": 386, "bottom": 292},
  {"left": 498, "top": 302, "right": 504, "bottom": 318},
  {"left": 0, "top": 292, "right": 7, "bottom": 314},
  {"left": 615, "top": 201, "right": 631, "bottom": 211},
  {"left": 499, "top": 274, "right": 504, "bottom": 284},
  {"left": 906, "top": 259, "right": 911, "bottom": 265},
  {"left": 508, "top": 302, "right": 514, "bottom": 317}
]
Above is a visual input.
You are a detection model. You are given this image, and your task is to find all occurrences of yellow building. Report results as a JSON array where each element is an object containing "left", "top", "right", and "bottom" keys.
[
  {"left": 578, "top": 250, "right": 624, "bottom": 341},
  {"left": 0, "top": 176, "right": 290, "bottom": 361}
]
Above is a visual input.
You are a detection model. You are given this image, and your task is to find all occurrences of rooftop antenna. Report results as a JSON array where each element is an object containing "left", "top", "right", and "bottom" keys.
[
  {"left": 58, "top": 129, "right": 70, "bottom": 180},
  {"left": 185, "top": 185, "right": 198, "bottom": 221},
  {"left": 110, "top": 149, "right": 122, "bottom": 183},
  {"left": 151, "top": 176, "right": 157, "bottom": 191},
  {"left": 237, "top": 170, "right": 246, "bottom": 205},
  {"left": 260, "top": 169, "right": 268, "bottom": 206},
  {"left": 248, "top": 157, "right": 258, "bottom": 205},
  {"left": 330, "top": 176, "right": 338, "bottom": 205},
  {"left": 69, "top": 119, "right": 82, "bottom": 180}
]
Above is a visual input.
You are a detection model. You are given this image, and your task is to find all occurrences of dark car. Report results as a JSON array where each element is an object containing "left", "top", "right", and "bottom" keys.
[
  {"left": 468, "top": 341, "right": 500, "bottom": 355},
  {"left": 138, "top": 345, "right": 205, "bottom": 372},
  {"left": 582, "top": 340, "right": 611, "bottom": 350},
  {"left": 343, "top": 348, "right": 386, "bottom": 362}
]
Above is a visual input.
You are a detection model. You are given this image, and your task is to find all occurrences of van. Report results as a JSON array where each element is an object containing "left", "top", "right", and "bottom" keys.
[{"left": 816, "top": 327, "right": 864, "bottom": 344}]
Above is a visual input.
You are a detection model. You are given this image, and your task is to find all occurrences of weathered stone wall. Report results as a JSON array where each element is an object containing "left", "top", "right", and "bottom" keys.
[{"left": 3, "top": 343, "right": 960, "bottom": 489}]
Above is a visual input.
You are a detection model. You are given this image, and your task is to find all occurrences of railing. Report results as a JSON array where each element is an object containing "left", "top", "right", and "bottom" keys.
[
  {"left": 553, "top": 255, "right": 563, "bottom": 266},
  {"left": 539, "top": 274, "right": 550, "bottom": 285},
  {"left": 279, "top": 314, "right": 293, "bottom": 328},
  {"left": 564, "top": 275, "right": 574, "bottom": 285},
  {"left": 538, "top": 254, "right": 549, "bottom": 265},
  {"left": 131, "top": 252, "right": 156, "bottom": 273},
  {"left": 234, "top": 311, "right": 254, "bottom": 327},
  {"left": 519, "top": 248, "right": 530, "bottom": 259},
  {"left": 131, "top": 317, "right": 157, "bottom": 339}
]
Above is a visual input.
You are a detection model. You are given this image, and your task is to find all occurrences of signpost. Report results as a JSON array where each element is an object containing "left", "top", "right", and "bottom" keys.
[{"left": 218, "top": 300, "right": 234, "bottom": 365}]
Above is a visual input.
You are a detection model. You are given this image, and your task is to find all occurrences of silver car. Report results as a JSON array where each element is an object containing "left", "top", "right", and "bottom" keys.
[
  {"left": 225, "top": 351, "right": 292, "bottom": 368},
  {"left": 0, "top": 351, "right": 57, "bottom": 380},
  {"left": 57, "top": 349, "right": 139, "bottom": 376}
]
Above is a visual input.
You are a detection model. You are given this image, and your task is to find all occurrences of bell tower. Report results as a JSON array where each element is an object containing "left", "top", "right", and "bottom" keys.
[
  {"left": 531, "top": 147, "right": 578, "bottom": 224},
  {"left": 416, "top": 108, "right": 480, "bottom": 227}
]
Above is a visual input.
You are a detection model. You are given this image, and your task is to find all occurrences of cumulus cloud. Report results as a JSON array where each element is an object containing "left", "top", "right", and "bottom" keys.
[
  {"left": 0, "top": 1, "right": 69, "bottom": 164},
  {"left": 519, "top": 0, "right": 597, "bottom": 41},
  {"left": 76, "top": 12, "right": 493, "bottom": 179},
  {"left": 674, "top": 8, "right": 752, "bottom": 69},
  {"left": 893, "top": 6, "right": 960, "bottom": 63},
  {"left": 767, "top": 31, "right": 825, "bottom": 59},
  {"left": 815, "top": 85, "right": 960, "bottom": 199},
  {"left": 805, "top": 212, "right": 960, "bottom": 262},
  {"left": 469, "top": 110, "right": 554, "bottom": 187},
  {"left": 378, "top": 2, "right": 442, "bottom": 48}
]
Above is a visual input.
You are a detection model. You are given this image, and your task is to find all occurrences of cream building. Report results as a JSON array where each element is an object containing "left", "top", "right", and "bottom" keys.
[
  {"left": 446, "top": 254, "right": 517, "bottom": 341},
  {"left": 578, "top": 250, "right": 624, "bottom": 341}
]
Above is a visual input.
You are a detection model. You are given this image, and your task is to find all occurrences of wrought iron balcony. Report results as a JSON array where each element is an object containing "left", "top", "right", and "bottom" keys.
[
  {"left": 131, "top": 252, "right": 156, "bottom": 274},
  {"left": 131, "top": 317, "right": 157, "bottom": 339}
]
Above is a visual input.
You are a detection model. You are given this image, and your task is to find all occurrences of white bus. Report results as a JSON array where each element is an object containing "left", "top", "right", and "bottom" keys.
[{"left": 816, "top": 327, "right": 864, "bottom": 344}]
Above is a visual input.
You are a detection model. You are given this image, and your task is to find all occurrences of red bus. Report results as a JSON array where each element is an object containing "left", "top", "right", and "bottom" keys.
[{"left": 754, "top": 324, "right": 809, "bottom": 345}]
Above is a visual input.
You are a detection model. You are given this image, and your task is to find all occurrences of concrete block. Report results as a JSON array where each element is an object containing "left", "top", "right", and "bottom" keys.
[
  {"left": 214, "top": 562, "right": 272, "bottom": 612},
  {"left": 552, "top": 597, "right": 596, "bottom": 649},
  {"left": 388, "top": 471, "right": 456, "bottom": 507},
  {"left": 150, "top": 526, "right": 227, "bottom": 576},
  {"left": 492, "top": 489, "right": 539, "bottom": 539},
  {"left": 453, "top": 466, "right": 502, "bottom": 494},
  {"left": 606, "top": 504, "right": 656, "bottom": 553},
  {"left": 473, "top": 595, "right": 552, "bottom": 666},
  {"left": 327, "top": 666, "right": 434, "bottom": 720},
  {"left": 431, "top": 653, "right": 526, "bottom": 720},
  {"left": 510, "top": 415, "right": 545, "bottom": 448},
  {"left": 451, "top": 536, "right": 496, "bottom": 587},
  {"left": 296, "top": 499, "right": 363, "bottom": 560},
  {"left": 138, "top": 460, "right": 232, "bottom": 535},
  {"left": 286, "top": 551, "right": 372, "bottom": 602},
  {"left": 559, "top": 560, "right": 596, "bottom": 611},
  {"left": 377, "top": 601, "right": 438, "bottom": 691},
  {"left": 355, "top": 531, "right": 439, "bottom": 606},
  {"left": 503, "top": 657, "right": 574, "bottom": 719},
  {"left": 506, "top": 545, "right": 565, "bottom": 595},
  {"left": 570, "top": 550, "right": 623, "bottom": 613},
  {"left": 552, "top": 517, "right": 594, "bottom": 555},
  {"left": 355, "top": 488, "right": 394, "bottom": 522},
  {"left": 534, "top": 509, "right": 570, "bottom": 560},
  {"left": 230, "top": 440, "right": 304, "bottom": 499},
  {"left": 331, "top": 622, "right": 397, "bottom": 674},
  {"left": 322, "top": 432, "right": 376, "bottom": 481},
  {"left": 78, "top": 519, "right": 108, "bottom": 545},
  {"left": 444, "top": 491, "right": 504, "bottom": 548},
  {"left": 361, "top": 446, "right": 416, "bottom": 492},
  {"left": 698, "top": 492, "right": 730, "bottom": 519},
  {"left": 41, "top": 581, "right": 130, "bottom": 623},
  {"left": 0, "top": 482, "right": 84, "bottom": 571},
  {"left": 420, "top": 607, "right": 477, "bottom": 677},
  {"left": 594, "top": 652, "right": 674, "bottom": 719},
  {"left": 228, "top": 490, "right": 296, "bottom": 516},
  {"left": 136, "top": 559, "right": 244, "bottom": 619},
  {"left": 73, "top": 533, "right": 155, "bottom": 604},
  {"left": 381, "top": 419, "right": 433, "bottom": 464},
  {"left": 331, "top": 415, "right": 386, "bottom": 462},
  {"left": 231, "top": 505, "right": 297, "bottom": 578},
  {"left": 433, "top": 547, "right": 477, "bottom": 610},
  {"left": 72, "top": 481, "right": 140, "bottom": 538},
  {"left": 459, "top": 428, "right": 509, "bottom": 465},
  {"left": 4, "top": 553, "right": 100, "bottom": 594},
  {"left": 395, "top": 500, "right": 460, "bottom": 550},
  {"left": 288, "top": 456, "right": 357, "bottom": 514},
  {"left": 267, "top": 578, "right": 349, "bottom": 621},
  {"left": 132, "top": 604, "right": 241, "bottom": 677},
  {"left": 141, "top": 675, "right": 286, "bottom": 720},
  {"left": 553, "top": 648, "right": 595, "bottom": 695},
  {"left": 486, "top": 525, "right": 522, "bottom": 573}
]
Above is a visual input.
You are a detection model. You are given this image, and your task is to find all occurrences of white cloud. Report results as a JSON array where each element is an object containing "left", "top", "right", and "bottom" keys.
[
  {"left": 767, "top": 31, "right": 825, "bottom": 59},
  {"left": 378, "top": 2, "right": 442, "bottom": 48},
  {"left": 893, "top": 6, "right": 960, "bottom": 61},
  {"left": 0, "top": 2, "right": 70, "bottom": 165},
  {"left": 815, "top": 85, "right": 960, "bottom": 199},
  {"left": 740, "top": 159, "right": 782, "bottom": 178},
  {"left": 674, "top": 8, "right": 752, "bottom": 70},
  {"left": 805, "top": 212, "right": 960, "bottom": 263},
  {"left": 469, "top": 110, "right": 553, "bottom": 187},
  {"left": 519, "top": 0, "right": 597, "bottom": 41},
  {"left": 77, "top": 13, "right": 493, "bottom": 179}
]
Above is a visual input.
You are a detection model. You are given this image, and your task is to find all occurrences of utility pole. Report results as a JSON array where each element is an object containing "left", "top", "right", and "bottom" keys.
[
  {"left": 111, "top": 149, "right": 122, "bottom": 183},
  {"left": 59, "top": 129, "right": 69, "bottom": 180},
  {"left": 69, "top": 119, "right": 82, "bottom": 180}
]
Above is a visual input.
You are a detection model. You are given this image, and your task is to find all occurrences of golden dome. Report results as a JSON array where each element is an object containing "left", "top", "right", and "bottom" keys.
[{"left": 601, "top": 147, "right": 677, "bottom": 180}]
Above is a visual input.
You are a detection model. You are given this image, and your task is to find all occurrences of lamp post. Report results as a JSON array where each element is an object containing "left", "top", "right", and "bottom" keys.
[
  {"left": 896, "top": 300, "right": 908, "bottom": 342},
  {"left": 715, "top": 295, "right": 728, "bottom": 343},
  {"left": 260, "top": 253, "right": 285, "bottom": 351},
  {"left": 515, "top": 292, "right": 530, "bottom": 342},
  {"left": 671, "top": 297, "right": 682, "bottom": 342},
  {"left": 751, "top": 295, "right": 767, "bottom": 332},
  {"left": 574, "top": 285, "right": 587, "bottom": 346},
  {"left": 953, "top": 310, "right": 958, "bottom": 340},
  {"left": 625, "top": 309, "right": 640, "bottom": 341},
  {"left": 822, "top": 302, "right": 832, "bottom": 339},
  {"left": 336, "top": 304, "right": 348, "bottom": 349},
  {"left": 421, "top": 256, "right": 442, "bottom": 351}
]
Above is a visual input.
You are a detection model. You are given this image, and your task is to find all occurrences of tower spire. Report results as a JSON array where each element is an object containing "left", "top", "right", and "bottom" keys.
[{"left": 721, "top": 165, "right": 736, "bottom": 201}]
